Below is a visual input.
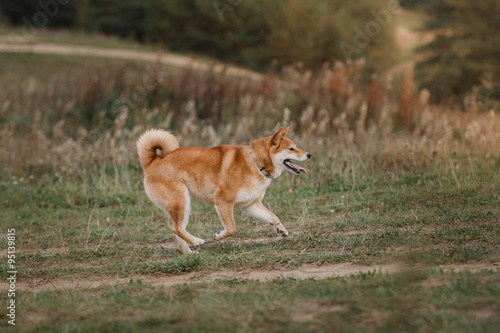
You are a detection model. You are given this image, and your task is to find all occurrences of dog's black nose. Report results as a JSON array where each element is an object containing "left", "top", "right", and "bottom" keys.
[{"left": 307, "top": 153, "right": 312, "bottom": 159}]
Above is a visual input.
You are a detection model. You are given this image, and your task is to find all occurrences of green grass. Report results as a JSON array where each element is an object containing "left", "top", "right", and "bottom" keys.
[
  {"left": 1, "top": 269, "right": 499, "bottom": 332},
  {"left": 1, "top": 156, "right": 499, "bottom": 281},
  {"left": 1, "top": 132, "right": 499, "bottom": 332},
  {"left": 2, "top": 159, "right": 497, "bottom": 325}
]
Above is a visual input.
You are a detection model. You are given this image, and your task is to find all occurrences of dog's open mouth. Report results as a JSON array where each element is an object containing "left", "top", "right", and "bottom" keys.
[{"left": 284, "top": 159, "right": 307, "bottom": 174}]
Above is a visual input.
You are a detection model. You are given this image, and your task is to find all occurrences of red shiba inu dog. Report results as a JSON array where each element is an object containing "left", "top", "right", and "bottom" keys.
[{"left": 137, "top": 127, "right": 311, "bottom": 254}]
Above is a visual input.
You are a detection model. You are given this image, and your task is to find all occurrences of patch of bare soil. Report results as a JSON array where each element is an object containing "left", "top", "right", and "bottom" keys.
[{"left": 2, "top": 261, "right": 498, "bottom": 293}]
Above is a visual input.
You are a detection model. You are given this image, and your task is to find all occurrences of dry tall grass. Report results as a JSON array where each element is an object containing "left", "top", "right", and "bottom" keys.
[{"left": 0, "top": 55, "right": 498, "bottom": 178}]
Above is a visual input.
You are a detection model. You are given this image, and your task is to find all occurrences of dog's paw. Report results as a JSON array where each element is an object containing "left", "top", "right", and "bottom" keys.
[
  {"left": 213, "top": 231, "right": 228, "bottom": 241},
  {"left": 277, "top": 228, "right": 289, "bottom": 237},
  {"left": 192, "top": 238, "right": 205, "bottom": 247}
]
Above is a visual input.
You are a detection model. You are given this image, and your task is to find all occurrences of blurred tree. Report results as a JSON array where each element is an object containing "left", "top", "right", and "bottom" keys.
[
  {"left": 399, "top": 0, "right": 425, "bottom": 8},
  {"left": 91, "top": 0, "right": 146, "bottom": 40},
  {"left": 75, "top": 0, "right": 91, "bottom": 31},
  {"left": 266, "top": 0, "right": 337, "bottom": 69},
  {"left": 145, "top": 0, "right": 270, "bottom": 69},
  {"left": 0, "top": 0, "right": 398, "bottom": 74},
  {"left": 415, "top": 0, "right": 500, "bottom": 102},
  {"left": 0, "top": 4, "right": 5, "bottom": 25},
  {"left": 145, "top": 0, "right": 397, "bottom": 72},
  {"left": 0, "top": 0, "right": 76, "bottom": 28},
  {"left": 266, "top": 0, "right": 397, "bottom": 72}
]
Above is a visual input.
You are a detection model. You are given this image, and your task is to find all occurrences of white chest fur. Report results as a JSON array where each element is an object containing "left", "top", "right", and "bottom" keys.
[{"left": 235, "top": 178, "right": 272, "bottom": 206}]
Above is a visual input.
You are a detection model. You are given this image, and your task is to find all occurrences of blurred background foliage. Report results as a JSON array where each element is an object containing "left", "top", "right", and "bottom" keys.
[
  {"left": 1, "top": 0, "right": 396, "bottom": 72},
  {"left": 0, "top": 0, "right": 499, "bottom": 103},
  {"left": 0, "top": 0, "right": 499, "bottom": 181},
  {"left": 412, "top": 0, "right": 500, "bottom": 102}
]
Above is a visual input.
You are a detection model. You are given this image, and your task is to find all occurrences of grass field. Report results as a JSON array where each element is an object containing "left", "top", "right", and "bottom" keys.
[
  {"left": 0, "top": 36, "right": 499, "bottom": 331},
  {"left": 1, "top": 151, "right": 499, "bottom": 331}
]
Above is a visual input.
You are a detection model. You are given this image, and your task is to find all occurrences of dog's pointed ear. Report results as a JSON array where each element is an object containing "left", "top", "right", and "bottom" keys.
[
  {"left": 282, "top": 127, "right": 289, "bottom": 138},
  {"left": 271, "top": 127, "right": 284, "bottom": 146},
  {"left": 271, "top": 127, "right": 283, "bottom": 146},
  {"left": 271, "top": 127, "right": 289, "bottom": 147}
]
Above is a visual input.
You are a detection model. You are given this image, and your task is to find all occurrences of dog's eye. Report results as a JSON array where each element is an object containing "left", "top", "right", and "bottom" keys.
[{"left": 289, "top": 148, "right": 295, "bottom": 151}]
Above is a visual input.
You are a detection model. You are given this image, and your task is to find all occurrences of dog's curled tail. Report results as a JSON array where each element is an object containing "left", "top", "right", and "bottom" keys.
[{"left": 136, "top": 129, "right": 179, "bottom": 168}]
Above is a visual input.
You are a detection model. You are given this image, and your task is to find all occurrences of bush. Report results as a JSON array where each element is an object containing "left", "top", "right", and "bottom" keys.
[{"left": 414, "top": 0, "right": 500, "bottom": 102}]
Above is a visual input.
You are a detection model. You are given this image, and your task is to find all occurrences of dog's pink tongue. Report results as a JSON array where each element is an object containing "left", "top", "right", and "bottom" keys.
[{"left": 290, "top": 161, "right": 307, "bottom": 173}]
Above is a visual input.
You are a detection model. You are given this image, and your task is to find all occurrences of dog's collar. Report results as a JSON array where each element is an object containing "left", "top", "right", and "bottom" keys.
[{"left": 248, "top": 149, "right": 273, "bottom": 179}]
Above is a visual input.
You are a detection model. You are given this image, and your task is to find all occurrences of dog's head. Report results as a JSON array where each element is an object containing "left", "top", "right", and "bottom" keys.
[{"left": 251, "top": 127, "right": 311, "bottom": 178}]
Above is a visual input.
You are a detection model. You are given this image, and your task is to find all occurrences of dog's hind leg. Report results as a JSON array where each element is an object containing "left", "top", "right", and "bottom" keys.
[
  {"left": 241, "top": 200, "right": 289, "bottom": 237},
  {"left": 169, "top": 187, "right": 205, "bottom": 248},
  {"left": 146, "top": 181, "right": 205, "bottom": 254}
]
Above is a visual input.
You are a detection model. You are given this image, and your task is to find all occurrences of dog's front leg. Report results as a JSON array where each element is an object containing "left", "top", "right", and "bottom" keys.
[
  {"left": 241, "top": 201, "right": 289, "bottom": 237},
  {"left": 214, "top": 202, "right": 237, "bottom": 241}
]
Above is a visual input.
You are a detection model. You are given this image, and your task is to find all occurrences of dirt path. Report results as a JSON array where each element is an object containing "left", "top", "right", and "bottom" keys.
[
  {"left": 0, "top": 41, "right": 263, "bottom": 80},
  {"left": 3, "top": 261, "right": 498, "bottom": 293}
]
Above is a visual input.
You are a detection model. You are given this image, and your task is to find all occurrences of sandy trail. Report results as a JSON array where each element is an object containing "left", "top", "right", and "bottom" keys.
[
  {"left": 2, "top": 261, "right": 498, "bottom": 293},
  {"left": 0, "top": 41, "right": 262, "bottom": 80},
  {"left": 2, "top": 228, "right": 498, "bottom": 293}
]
